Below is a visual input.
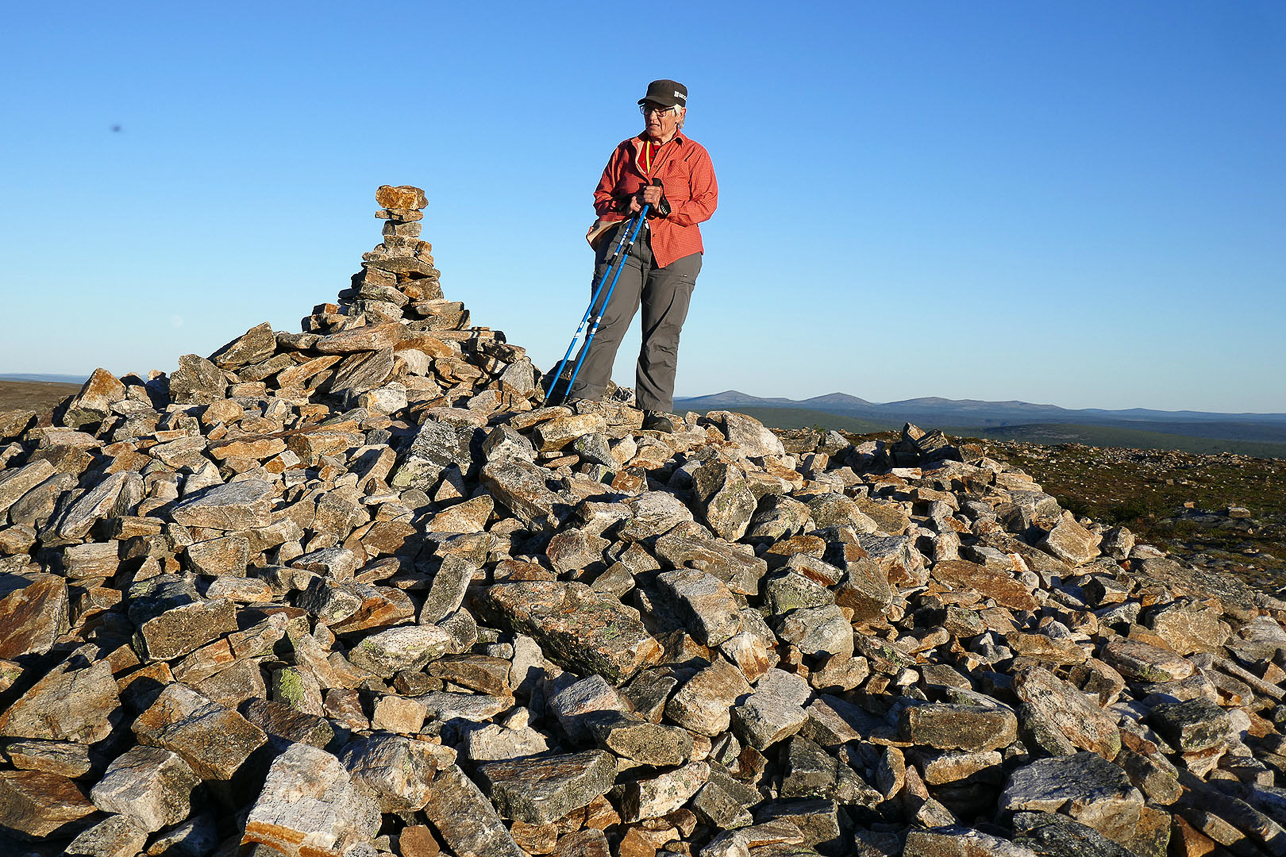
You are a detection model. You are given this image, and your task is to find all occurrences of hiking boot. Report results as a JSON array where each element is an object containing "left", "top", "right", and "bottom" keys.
[{"left": 642, "top": 411, "right": 676, "bottom": 433}]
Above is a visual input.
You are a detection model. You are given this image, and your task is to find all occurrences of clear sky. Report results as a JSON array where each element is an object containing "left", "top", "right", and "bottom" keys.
[{"left": 2, "top": 2, "right": 1283, "bottom": 413}]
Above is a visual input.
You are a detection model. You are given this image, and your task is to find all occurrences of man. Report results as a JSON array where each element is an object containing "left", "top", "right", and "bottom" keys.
[{"left": 567, "top": 79, "right": 718, "bottom": 432}]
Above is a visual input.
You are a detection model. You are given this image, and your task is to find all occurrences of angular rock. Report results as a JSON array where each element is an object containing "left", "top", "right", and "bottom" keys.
[
  {"left": 1013, "top": 666, "right": 1120, "bottom": 758},
  {"left": 0, "top": 657, "right": 119, "bottom": 743},
  {"left": 583, "top": 710, "right": 693, "bottom": 766},
  {"left": 656, "top": 568, "right": 743, "bottom": 646},
  {"left": 347, "top": 625, "right": 455, "bottom": 678},
  {"left": 211, "top": 322, "right": 276, "bottom": 369},
  {"left": 1148, "top": 697, "right": 1233, "bottom": 753},
  {"left": 171, "top": 479, "right": 274, "bottom": 530},
  {"left": 621, "top": 760, "right": 710, "bottom": 822},
  {"left": 90, "top": 745, "right": 199, "bottom": 833},
  {"left": 731, "top": 668, "right": 812, "bottom": 750},
  {"left": 1040, "top": 511, "right": 1101, "bottom": 566},
  {"left": 691, "top": 459, "right": 756, "bottom": 541},
  {"left": 476, "top": 750, "right": 617, "bottom": 825},
  {"left": 0, "top": 770, "right": 97, "bottom": 841},
  {"left": 421, "top": 765, "right": 525, "bottom": 857},
  {"left": 0, "top": 574, "right": 69, "bottom": 659},
  {"left": 340, "top": 733, "right": 442, "bottom": 813},
  {"left": 169, "top": 354, "right": 226, "bottom": 404},
  {"left": 484, "top": 581, "right": 662, "bottom": 684},
  {"left": 666, "top": 658, "right": 754, "bottom": 737},
  {"left": 900, "top": 703, "right": 1018, "bottom": 752},
  {"left": 242, "top": 742, "right": 381, "bottom": 857},
  {"left": 133, "top": 684, "right": 267, "bottom": 781},
  {"left": 1000, "top": 752, "right": 1144, "bottom": 848},
  {"left": 64, "top": 814, "right": 150, "bottom": 857}
]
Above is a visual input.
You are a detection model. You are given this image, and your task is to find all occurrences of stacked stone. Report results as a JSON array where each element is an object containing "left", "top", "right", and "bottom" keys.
[{"left": 3, "top": 187, "right": 1286, "bottom": 857}]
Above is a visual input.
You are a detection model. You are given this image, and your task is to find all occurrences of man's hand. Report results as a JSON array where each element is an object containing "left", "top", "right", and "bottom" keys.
[{"left": 640, "top": 184, "right": 665, "bottom": 206}]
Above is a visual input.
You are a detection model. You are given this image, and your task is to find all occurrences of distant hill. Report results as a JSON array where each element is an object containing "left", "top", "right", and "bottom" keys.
[
  {"left": 675, "top": 391, "right": 1286, "bottom": 447},
  {"left": 0, "top": 373, "right": 89, "bottom": 385}
]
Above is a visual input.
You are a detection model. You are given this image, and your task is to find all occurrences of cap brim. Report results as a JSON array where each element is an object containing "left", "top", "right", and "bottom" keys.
[{"left": 638, "top": 96, "right": 683, "bottom": 108}]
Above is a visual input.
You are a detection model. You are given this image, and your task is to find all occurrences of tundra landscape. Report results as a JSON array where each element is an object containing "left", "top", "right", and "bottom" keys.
[{"left": 2, "top": 187, "right": 1286, "bottom": 857}]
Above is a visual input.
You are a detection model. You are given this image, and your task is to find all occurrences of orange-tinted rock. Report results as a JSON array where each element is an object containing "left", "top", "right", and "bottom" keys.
[
  {"left": 931, "top": 560, "right": 1037, "bottom": 612},
  {"left": 376, "top": 185, "right": 427, "bottom": 210}
]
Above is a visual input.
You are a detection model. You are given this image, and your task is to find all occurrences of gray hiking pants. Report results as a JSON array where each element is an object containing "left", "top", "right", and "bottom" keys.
[{"left": 568, "top": 222, "right": 702, "bottom": 413}]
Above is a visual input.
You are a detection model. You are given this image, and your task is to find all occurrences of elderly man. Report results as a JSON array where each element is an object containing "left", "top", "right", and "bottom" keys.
[{"left": 567, "top": 79, "right": 718, "bottom": 432}]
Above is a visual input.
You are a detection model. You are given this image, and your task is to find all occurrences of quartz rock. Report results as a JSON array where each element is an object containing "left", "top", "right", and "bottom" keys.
[
  {"left": 691, "top": 459, "right": 756, "bottom": 541},
  {"left": 347, "top": 625, "right": 455, "bottom": 677},
  {"left": 666, "top": 658, "right": 753, "bottom": 737}
]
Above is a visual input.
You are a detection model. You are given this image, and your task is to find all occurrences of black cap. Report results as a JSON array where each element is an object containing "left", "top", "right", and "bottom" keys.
[{"left": 638, "top": 79, "right": 687, "bottom": 109}]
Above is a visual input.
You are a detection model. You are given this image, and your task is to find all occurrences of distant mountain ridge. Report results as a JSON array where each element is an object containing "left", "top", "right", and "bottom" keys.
[{"left": 675, "top": 390, "right": 1286, "bottom": 445}]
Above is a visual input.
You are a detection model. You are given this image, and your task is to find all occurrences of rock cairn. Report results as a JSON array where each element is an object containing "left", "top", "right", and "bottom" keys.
[{"left": 2, "top": 186, "right": 1286, "bottom": 857}]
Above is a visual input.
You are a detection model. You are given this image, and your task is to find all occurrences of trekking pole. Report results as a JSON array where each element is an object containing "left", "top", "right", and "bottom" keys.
[
  {"left": 557, "top": 206, "right": 650, "bottom": 402},
  {"left": 548, "top": 207, "right": 648, "bottom": 403}
]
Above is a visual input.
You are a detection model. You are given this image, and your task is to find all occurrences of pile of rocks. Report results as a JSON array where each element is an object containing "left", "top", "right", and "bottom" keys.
[{"left": 2, "top": 186, "right": 1286, "bottom": 857}]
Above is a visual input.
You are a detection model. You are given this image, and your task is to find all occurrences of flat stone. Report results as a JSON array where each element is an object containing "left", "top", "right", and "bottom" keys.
[
  {"left": 129, "top": 579, "right": 237, "bottom": 661},
  {"left": 656, "top": 568, "right": 743, "bottom": 646},
  {"left": 64, "top": 814, "right": 149, "bottom": 857},
  {"left": 1102, "top": 638, "right": 1194, "bottom": 683},
  {"left": 476, "top": 750, "right": 617, "bottom": 825},
  {"left": 549, "top": 674, "right": 628, "bottom": 743},
  {"left": 315, "top": 322, "right": 405, "bottom": 353},
  {"left": 583, "top": 710, "right": 693, "bottom": 766},
  {"left": 1144, "top": 599, "right": 1227, "bottom": 655},
  {"left": 90, "top": 745, "right": 199, "bottom": 833},
  {"left": 532, "top": 413, "right": 608, "bottom": 452},
  {"left": 834, "top": 559, "right": 893, "bottom": 623},
  {"left": 1013, "top": 666, "right": 1120, "bottom": 758},
  {"left": 1011, "top": 811, "right": 1139, "bottom": 857},
  {"left": 242, "top": 742, "right": 381, "bottom": 857},
  {"left": 421, "top": 764, "right": 525, "bottom": 857},
  {"left": 0, "top": 770, "right": 96, "bottom": 841},
  {"left": 480, "top": 458, "right": 569, "bottom": 530},
  {"left": 899, "top": 703, "right": 1018, "bottom": 752},
  {"left": 484, "top": 581, "right": 662, "bottom": 684},
  {"left": 54, "top": 471, "right": 133, "bottom": 540},
  {"left": 904, "top": 826, "right": 1039, "bottom": 857},
  {"left": 619, "top": 491, "right": 696, "bottom": 541},
  {"left": 3, "top": 741, "right": 93, "bottom": 778},
  {"left": 931, "top": 560, "right": 1037, "bottom": 612},
  {"left": 171, "top": 479, "right": 274, "bottom": 530},
  {"left": 772, "top": 605, "right": 854, "bottom": 657},
  {"left": 0, "top": 460, "right": 56, "bottom": 518},
  {"left": 347, "top": 625, "right": 455, "bottom": 678},
  {"left": 210, "top": 322, "right": 276, "bottom": 369},
  {"left": 654, "top": 523, "right": 766, "bottom": 595},
  {"left": 1000, "top": 753, "right": 1144, "bottom": 847},
  {"left": 420, "top": 554, "right": 476, "bottom": 624},
  {"left": 621, "top": 760, "right": 710, "bottom": 822}
]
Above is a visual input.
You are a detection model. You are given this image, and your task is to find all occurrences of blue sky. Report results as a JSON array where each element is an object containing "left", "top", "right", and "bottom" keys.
[{"left": 2, "top": 2, "right": 1283, "bottom": 413}]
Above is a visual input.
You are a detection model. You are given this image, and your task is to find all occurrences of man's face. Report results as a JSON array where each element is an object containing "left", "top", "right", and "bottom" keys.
[{"left": 643, "top": 102, "right": 683, "bottom": 140}]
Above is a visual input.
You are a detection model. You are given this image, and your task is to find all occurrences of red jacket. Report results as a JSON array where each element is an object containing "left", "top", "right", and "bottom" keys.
[{"left": 593, "top": 132, "right": 718, "bottom": 269}]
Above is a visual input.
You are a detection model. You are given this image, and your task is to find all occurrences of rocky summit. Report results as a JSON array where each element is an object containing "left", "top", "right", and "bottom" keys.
[{"left": 2, "top": 186, "right": 1286, "bottom": 857}]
